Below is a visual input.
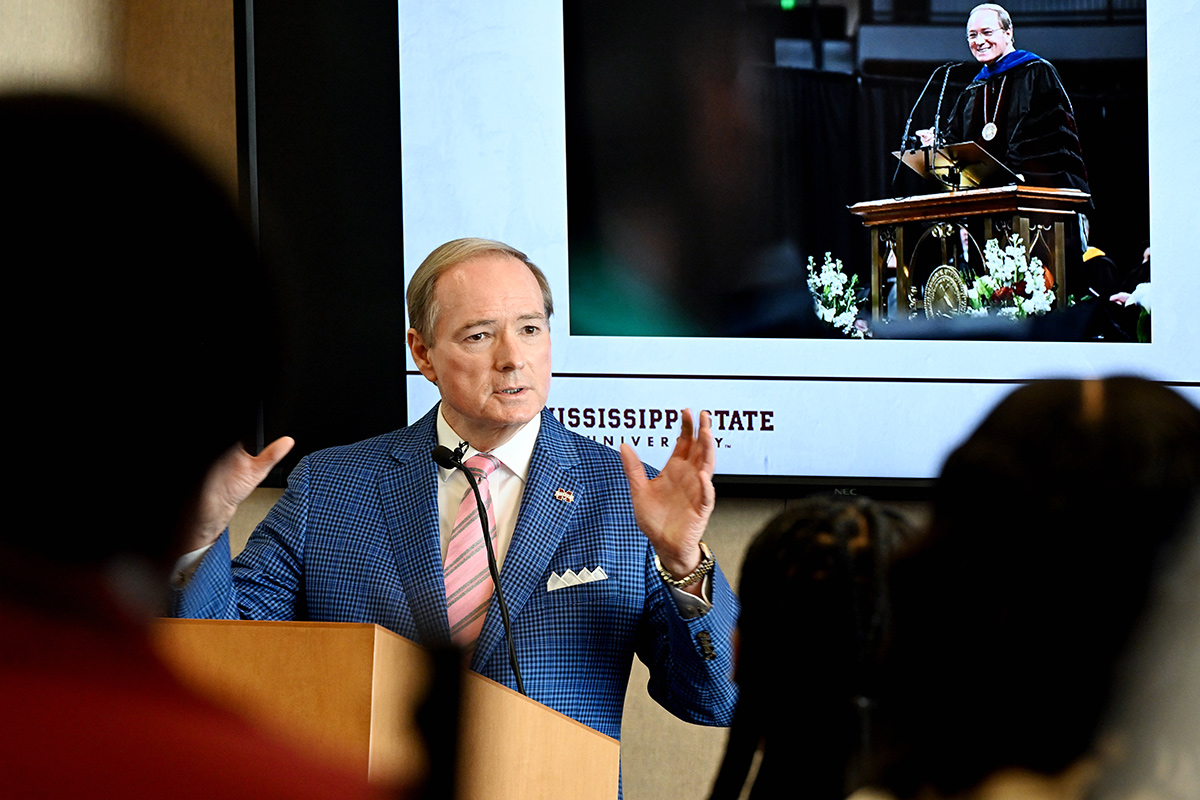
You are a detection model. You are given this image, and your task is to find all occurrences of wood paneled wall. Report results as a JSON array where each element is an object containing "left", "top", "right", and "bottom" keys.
[{"left": 0, "top": 0, "right": 237, "bottom": 192}]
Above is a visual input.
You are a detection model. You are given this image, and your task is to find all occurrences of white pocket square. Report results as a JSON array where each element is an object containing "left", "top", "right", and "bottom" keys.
[{"left": 546, "top": 567, "right": 608, "bottom": 592}]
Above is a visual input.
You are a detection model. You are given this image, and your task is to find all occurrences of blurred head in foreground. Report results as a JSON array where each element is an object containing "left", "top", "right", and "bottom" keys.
[
  {"left": 0, "top": 94, "right": 403, "bottom": 800},
  {"left": 879, "top": 377, "right": 1200, "bottom": 799},
  {"left": 711, "top": 496, "right": 913, "bottom": 800},
  {"left": 0, "top": 94, "right": 263, "bottom": 574}
]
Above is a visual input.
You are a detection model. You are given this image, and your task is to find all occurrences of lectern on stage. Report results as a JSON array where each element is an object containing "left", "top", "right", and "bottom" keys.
[
  {"left": 151, "top": 619, "right": 619, "bottom": 800},
  {"left": 851, "top": 143, "right": 1091, "bottom": 320}
]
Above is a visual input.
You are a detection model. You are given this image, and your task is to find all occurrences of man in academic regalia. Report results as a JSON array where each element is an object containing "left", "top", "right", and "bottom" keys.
[
  {"left": 953, "top": 4, "right": 1090, "bottom": 199},
  {"left": 920, "top": 4, "right": 1091, "bottom": 201},
  {"left": 918, "top": 4, "right": 1094, "bottom": 297}
]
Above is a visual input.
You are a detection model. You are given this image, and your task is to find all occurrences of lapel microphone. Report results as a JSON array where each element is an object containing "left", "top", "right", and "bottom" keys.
[
  {"left": 429, "top": 445, "right": 525, "bottom": 696},
  {"left": 431, "top": 444, "right": 463, "bottom": 469}
]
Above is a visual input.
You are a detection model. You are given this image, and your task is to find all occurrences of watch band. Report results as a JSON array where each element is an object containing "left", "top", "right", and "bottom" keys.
[{"left": 654, "top": 541, "right": 714, "bottom": 588}]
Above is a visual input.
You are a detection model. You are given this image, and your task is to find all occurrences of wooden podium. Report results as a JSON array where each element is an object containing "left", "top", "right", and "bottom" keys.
[
  {"left": 150, "top": 619, "right": 620, "bottom": 799},
  {"left": 849, "top": 185, "right": 1091, "bottom": 320}
]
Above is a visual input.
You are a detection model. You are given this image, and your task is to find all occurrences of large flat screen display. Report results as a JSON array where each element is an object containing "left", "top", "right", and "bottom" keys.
[{"left": 399, "top": 1, "right": 1197, "bottom": 484}]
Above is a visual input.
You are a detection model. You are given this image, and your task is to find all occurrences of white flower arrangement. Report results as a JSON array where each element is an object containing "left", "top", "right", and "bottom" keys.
[
  {"left": 807, "top": 253, "right": 868, "bottom": 338},
  {"left": 965, "top": 236, "right": 1055, "bottom": 319}
]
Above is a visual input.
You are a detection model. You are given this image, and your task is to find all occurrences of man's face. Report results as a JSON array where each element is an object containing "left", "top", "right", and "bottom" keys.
[
  {"left": 966, "top": 9, "right": 1014, "bottom": 65},
  {"left": 408, "top": 254, "right": 551, "bottom": 451}
]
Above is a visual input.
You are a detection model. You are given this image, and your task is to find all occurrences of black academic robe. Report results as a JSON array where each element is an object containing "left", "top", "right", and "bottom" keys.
[{"left": 948, "top": 51, "right": 1091, "bottom": 206}]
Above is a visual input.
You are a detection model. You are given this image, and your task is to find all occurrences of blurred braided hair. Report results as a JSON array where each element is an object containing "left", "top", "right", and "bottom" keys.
[{"left": 710, "top": 496, "right": 913, "bottom": 800}]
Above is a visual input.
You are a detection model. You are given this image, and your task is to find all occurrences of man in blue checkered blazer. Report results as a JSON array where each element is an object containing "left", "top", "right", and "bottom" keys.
[{"left": 175, "top": 238, "right": 738, "bottom": 743}]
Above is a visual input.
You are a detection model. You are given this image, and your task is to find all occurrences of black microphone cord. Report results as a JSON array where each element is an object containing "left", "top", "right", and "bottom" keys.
[{"left": 431, "top": 445, "right": 526, "bottom": 696}]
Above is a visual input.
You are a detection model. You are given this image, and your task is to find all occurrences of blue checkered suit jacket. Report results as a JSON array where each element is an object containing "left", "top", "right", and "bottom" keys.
[{"left": 176, "top": 405, "right": 738, "bottom": 740}]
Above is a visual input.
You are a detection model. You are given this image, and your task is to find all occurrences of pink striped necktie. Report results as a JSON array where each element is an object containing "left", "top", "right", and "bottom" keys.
[{"left": 444, "top": 453, "right": 501, "bottom": 649}]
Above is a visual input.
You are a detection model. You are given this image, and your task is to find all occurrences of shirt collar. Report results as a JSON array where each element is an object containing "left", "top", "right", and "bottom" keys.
[{"left": 435, "top": 406, "right": 540, "bottom": 483}]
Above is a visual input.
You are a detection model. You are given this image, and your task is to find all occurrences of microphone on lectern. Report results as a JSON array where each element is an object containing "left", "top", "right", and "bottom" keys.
[
  {"left": 931, "top": 62, "right": 964, "bottom": 149},
  {"left": 893, "top": 61, "right": 962, "bottom": 188}
]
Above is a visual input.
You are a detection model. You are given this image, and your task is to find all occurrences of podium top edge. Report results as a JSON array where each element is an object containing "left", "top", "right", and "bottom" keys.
[
  {"left": 154, "top": 618, "right": 387, "bottom": 634},
  {"left": 850, "top": 185, "right": 1091, "bottom": 212},
  {"left": 848, "top": 185, "right": 1092, "bottom": 224}
]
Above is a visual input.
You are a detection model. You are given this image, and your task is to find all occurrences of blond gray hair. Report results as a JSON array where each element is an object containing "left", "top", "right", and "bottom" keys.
[
  {"left": 406, "top": 237, "right": 554, "bottom": 344},
  {"left": 969, "top": 3, "right": 1012, "bottom": 31}
]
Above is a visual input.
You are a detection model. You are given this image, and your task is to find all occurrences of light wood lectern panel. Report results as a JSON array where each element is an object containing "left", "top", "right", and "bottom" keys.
[{"left": 150, "top": 619, "right": 619, "bottom": 799}]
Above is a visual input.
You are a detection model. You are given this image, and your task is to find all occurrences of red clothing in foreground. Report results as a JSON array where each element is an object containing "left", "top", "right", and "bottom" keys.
[{"left": 0, "top": 582, "right": 392, "bottom": 800}]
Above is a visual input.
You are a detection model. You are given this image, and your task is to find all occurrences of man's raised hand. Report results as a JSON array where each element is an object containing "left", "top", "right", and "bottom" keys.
[
  {"left": 619, "top": 410, "right": 716, "bottom": 592},
  {"left": 178, "top": 436, "right": 295, "bottom": 556}
]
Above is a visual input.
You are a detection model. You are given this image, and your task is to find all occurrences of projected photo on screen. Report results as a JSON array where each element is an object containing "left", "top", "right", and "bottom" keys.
[
  {"left": 563, "top": 2, "right": 1148, "bottom": 342},
  {"left": 399, "top": 0, "right": 1194, "bottom": 484}
]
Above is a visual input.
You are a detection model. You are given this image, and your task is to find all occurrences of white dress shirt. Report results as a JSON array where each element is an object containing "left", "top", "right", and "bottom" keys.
[{"left": 434, "top": 407, "right": 541, "bottom": 570}]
